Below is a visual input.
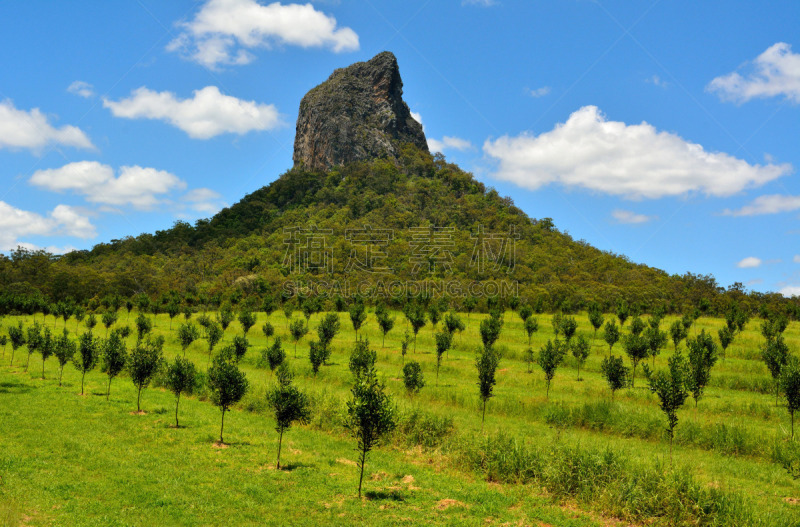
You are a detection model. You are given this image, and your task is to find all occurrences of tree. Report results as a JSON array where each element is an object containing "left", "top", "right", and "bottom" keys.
[
  {"left": 616, "top": 300, "right": 629, "bottom": 327},
  {"left": 376, "top": 310, "right": 395, "bottom": 348},
  {"left": 206, "top": 322, "right": 223, "bottom": 359},
  {"left": 39, "top": 327, "right": 54, "bottom": 379},
  {"left": 217, "top": 304, "right": 235, "bottom": 331},
  {"left": 644, "top": 350, "right": 690, "bottom": 461},
  {"left": 551, "top": 312, "right": 563, "bottom": 338},
  {"left": 102, "top": 310, "right": 118, "bottom": 336},
  {"left": 208, "top": 351, "right": 249, "bottom": 444},
  {"left": 177, "top": 322, "right": 200, "bottom": 357},
  {"left": 238, "top": 309, "right": 256, "bottom": 336},
  {"left": 524, "top": 317, "right": 539, "bottom": 346},
  {"left": 262, "top": 321, "right": 275, "bottom": 339},
  {"left": 600, "top": 355, "right": 628, "bottom": 401},
  {"left": 289, "top": 319, "right": 308, "bottom": 358},
  {"left": 349, "top": 300, "right": 367, "bottom": 340},
  {"left": 25, "top": 323, "right": 43, "bottom": 372},
  {"left": 264, "top": 337, "right": 286, "bottom": 374},
  {"left": 135, "top": 313, "right": 153, "bottom": 344},
  {"left": 570, "top": 335, "right": 590, "bottom": 380},
  {"left": 400, "top": 331, "right": 411, "bottom": 364},
  {"left": 317, "top": 313, "right": 341, "bottom": 353},
  {"left": 129, "top": 337, "right": 164, "bottom": 412},
  {"left": 537, "top": 339, "right": 566, "bottom": 399},
  {"left": 479, "top": 312, "right": 503, "bottom": 349},
  {"left": 622, "top": 334, "right": 649, "bottom": 387},
  {"left": 629, "top": 317, "right": 646, "bottom": 337},
  {"left": 402, "top": 361, "right": 425, "bottom": 396},
  {"left": 588, "top": 305, "right": 604, "bottom": 343},
  {"left": 100, "top": 330, "right": 127, "bottom": 400},
  {"left": 427, "top": 304, "right": 441, "bottom": 334},
  {"left": 762, "top": 335, "right": 791, "bottom": 406},
  {"left": 309, "top": 340, "right": 325, "bottom": 377},
  {"left": 227, "top": 336, "right": 249, "bottom": 362},
  {"left": 0, "top": 335, "right": 7, "bottom": 358},
  {"left": 717, "top": 326, "right": 733, "bottom": 362},
  {"left": 603, "top": 320, "right": 619, "bottom": 354},
  {"left": 434, "top": 331, "right": 452, "bottom": 385},
  {"left": 53, "top": 329, "right": 76, "bottom": 386},
  {"left": 670, "top": 320, "right": 688, "bottom": 351},
  {"left": 262, "top": 295, "right": 276, "bottom": 320},
  {"left": 560, "top": 316, "right": 578, "bottom": 343},
  {"left": 74, "top": 308, "right": 86, "bottom": 331},
  {"left": 282, "top": 303, "right": 293, "bottom": 328},
  {"left": 166, "top": 301, "right": 180, "bottom": 329},
  {"left": 464, "top": 296, "right": 477, "bottom": 319},
  {"left": 780, "top": 358, "right": 800, "bottom": 439},
  {"left": 267, "top": 364, "right": 311, "bottom": 469},
  {"left": 644, "top": 326, "right": 668, "bottom": 366},
  {"left": 476, "top": 346, "right": 500, "bottom": 426},
  {"left": 349, "top": 338, "right": 377, "bottom": 380},
  {"left": 686, "top": 330, "right": 719, "bottom": 408},
  {"left": 345, "top": 370, "right": 396, "bottom": 498},
  {"left": 406, "top": 304, "right": 426, "bottom": 353},
  {"left": 519, "top": 305, "right": 533, "bottom": 324},
  {"left": 165, "top": 356, "right": 197, "bottom": 427},
  {"left": 85, "top": 313, "right": 98, "bottom": 331},
  {"left": 75, "top": 331, "right": 99, "bottom": 396}
]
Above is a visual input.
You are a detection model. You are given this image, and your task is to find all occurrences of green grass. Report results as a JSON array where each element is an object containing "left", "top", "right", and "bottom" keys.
[{"left": 1, "top": 309, "right": 799, "bottom": 525}]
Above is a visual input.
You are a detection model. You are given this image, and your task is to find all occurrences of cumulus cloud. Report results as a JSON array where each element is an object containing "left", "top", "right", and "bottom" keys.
[
  {"left": 31, "top": 161, "right": 186, "bottom": 210},
  {"left": 428, "top": 136, "right": 474, "bottom": 153},
  {"left": 167, "top": 0, "right": 359, "bottom": 68},
  {"left": 182, "top": 188, "right": 226, "bottom": 215},
  {"left": 722, "top": 194, "right": 800, "bottom": 216},
  {"left": 0, "top": 202, "right": 95, "bottom": 251},
  {"left": 780, "top": 285, "right": 800, "bottom": 298},
  {"left": 103, "top": 86, "right": 281, "bottom": 139},
  {"left": 708, "top": 42, "right": 800, "bottom": 103},
  {"left": 528, "top": 86, "right": 551, "bottom": 98},
  {"left": 67, "top": 81, "right": 95, "bottom": 98},
  {"left": 611, "top": 209, "right": 656, "bottom": 224},
  {"left": 483, "top": 105, "right": 791, "bottom": 199},
  {"left": 737, "top": 257, "right": 762, "bottom": 269},
  {"left": 0, "top": 100, "right": 93, "bottom": 152}
]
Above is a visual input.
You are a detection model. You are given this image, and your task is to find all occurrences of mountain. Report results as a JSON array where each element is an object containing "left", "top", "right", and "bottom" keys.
[
  {"left": 0, "top": 53, "right": 790, "bottom": 317},
  {"left": 293, "top": 51, "right": 428, "bottom": 172}
]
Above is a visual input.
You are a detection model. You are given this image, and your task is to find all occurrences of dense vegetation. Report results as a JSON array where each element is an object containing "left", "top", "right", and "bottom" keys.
[{"left": 0, "top": 145, "right": 795, "bottom": 319}]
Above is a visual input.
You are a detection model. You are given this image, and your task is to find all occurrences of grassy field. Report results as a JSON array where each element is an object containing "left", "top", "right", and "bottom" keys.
[{"left": 1, "top": 308, "right": 799, "bottom": 526}]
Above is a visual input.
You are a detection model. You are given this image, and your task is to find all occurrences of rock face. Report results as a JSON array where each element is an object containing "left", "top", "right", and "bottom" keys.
[{"left": 293, "top": 51, "right": 429, "bottom": 172}]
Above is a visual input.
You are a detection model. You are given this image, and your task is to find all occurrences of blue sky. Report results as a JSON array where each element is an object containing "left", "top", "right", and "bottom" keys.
[{"left": 1, "top": 0, "right": 799, "bottom": 296}]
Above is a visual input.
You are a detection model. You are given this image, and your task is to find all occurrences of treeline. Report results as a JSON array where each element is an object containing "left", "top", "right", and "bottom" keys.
[{"left": 0, "top": 144, "right": 797, "bottom": 316}]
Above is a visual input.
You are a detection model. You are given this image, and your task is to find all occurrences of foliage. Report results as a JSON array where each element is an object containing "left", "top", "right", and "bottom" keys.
[
  {"left": 376, "top": 309, "right": 395, "bottom": 347},
  {"left": 128, "top": 336, "right": 164, "bottom": 412},
  {"left": 476, "top": 345, "right": 501, "bottom": 425},
  {"left": 206, "top": 354, "right": 247, "bottom": 445},
  {"left": 600, "top": 355, "right": 628, "bottom": 400},
  {"left": 53, "top": 329, "right": 76, "bottom": 386},
  {"left": 75, "top": 331, "right": 100, "bottom": 395},
  {"left": 629, "top": 316, "right": 645, "bottom": 337},
  {"left": 164, "top": 356, "right": 197, "bottom": 427},
  {"left": 686, "top": 330, "right": 719, "bottom": 407},
  {"left": 479, "top": 312, "right": 503, "bottom": 349},
  {"left": 402, "top": 360, "right": 425, "bottom": 396},
  {"left": 603, "top": 320, "right": 619, "bottom": 353},
  {"left": 434, "top": 330, "right": 452, "bottom": 384},
  {"left": 177, "top": 322, "right": 200, "bottom": 355},
  {"left": 644, "top": 350, "right": 690, "bottom": 459},
  {"left": 264, "top": 337, "right": 286, "bottom": 373},
  {"left": 135, "top": 313, "right": 153, "bottom": 343},
  {"left": 289, "top": 319, "right": 308, "bottom": 358},
  {"left": 267, "top": 363, "right": 311, "bottom": 469},
  {"left": 669, "top": 319, "right": 688, "bottom": 351},
  {"left": 780, "top": 358, "right": 800, "bottom": 439},
  {"left": 217, "top": 304, "right": 234, "bottom": 331},
  {"left": 560, "top": 316, "right": 578, "bottom": 343},
  {"left": 345, "top": 370, "right": 396, "bottom": 498},
  {"left": 348, "top": 300, "right": 367, "bottom": 338},
  {"left": 537, "top": 339, "right": 566, "bottom": 398},
  {"left": 524, "top": 317, "right": 538, "bottom": 345},
  {"left": 238, "top": 309, "right": 256, "bottom": 336},
  {"left": 762, "top": 335, "right": 791, "bottom": 405},
  {"left": 101, "top": 330, "right": 127, "bottom": 400},
  {"left": 570, "top": 334, "right": 590, "bottom": 380},
  {"left": 622, "top": 333, "right": 649, "bottom": 387},
  {"left": 405, "top": 303, "right": 426, "bottom": 352},
  {"left": 308, "top": 340, "right": 325, "bottom": 377},
  {"left": 262, "top": 321, "right": 274, "bottom": 339},
  {"left": 348, "top": 337, "right": 376, "bottom": 380},
  {"left": 206, "top": 322, "right": 223, "bottom": 356}
]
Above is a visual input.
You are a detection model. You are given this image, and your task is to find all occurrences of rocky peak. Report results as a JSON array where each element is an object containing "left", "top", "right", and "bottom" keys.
[{"left": 293, "top": 51, "right": 429, "bottom": 172}]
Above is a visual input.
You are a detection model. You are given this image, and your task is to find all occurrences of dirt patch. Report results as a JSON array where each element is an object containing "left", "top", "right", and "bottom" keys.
[
  {"left": 212, "top": 441, "right": 229, "bottom": 449},
  {"left": 370, "top": 471, "right": 390, "bottom": 481},
  {"left": 337, "top": 458, "right": 357, "bottom": 467},
  {"left": 129, "top": 410, "right": 147, "bottom": 415},
  {"left": 401, "top": 475, "right": 415, "bottom": 484},
  {"left": 435, "top": 499, "right": 468, "bottom": 511},
  {"left": 784, "top": 497, "right": 799, "bottom": 505},
  {"left": 288, "top": 447, "right": 302, "bottom": 455}
]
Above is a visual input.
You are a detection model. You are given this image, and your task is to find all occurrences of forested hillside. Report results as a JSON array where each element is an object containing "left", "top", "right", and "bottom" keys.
[{"left": 0, "top": 144, "right": 791, "bottom": 316}]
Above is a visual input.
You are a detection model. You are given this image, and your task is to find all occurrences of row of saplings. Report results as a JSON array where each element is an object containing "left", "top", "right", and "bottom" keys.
[
  {"left": 0, "top": 320, "right": 432, "bottom": 498},
  {"left": 534, "top": 305, "right": 800, "bottom": 461}
]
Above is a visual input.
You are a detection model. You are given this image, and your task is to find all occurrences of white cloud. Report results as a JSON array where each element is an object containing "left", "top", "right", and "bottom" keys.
[
  {"left": 793, "top": 255, "right": 800, "bottom": 263},
  {"left": 646, "top": 75, "right": 668, "bottom": 88},
  {"left": 182, "top": 188, "right": 226, "bottom": 215},
  {"left": 167, "top": 0, "right": 359, "bottom": 69},
  {"left": 611, "top": 209, "right": 656, "bottom": 224},
  {"left": 0, "top": 100, "right": 93, "bottom": 152},
  {"left": 483, "top": 105, "right": 792, "bottom": 200},
  {"left": 31, "top": 161, "right": 186, "bottom": 210},
  {"left": 722, "top": 194, "right": 800, "bottom": 216},
  {"left": 103, "top": 86, "right": 281, "bottom": 139},
  {"left": 708, "top": 42, "right": 800, "bottom": 103},
  {"left": 67, "top": 81, "right": 95, "bottom": 98},
  {"left": 428, "top": 136, "right": 474, "bottom": 153},
  {"left": 0, "top": 202, "right": 95, "bottom": 251},
  {"left": 780, "top": 285, "right": 800, "bottom": 298},
  {"left": 462, "top": 0, "right": 497, "bottom": 6},
  {"left": 737, "top": 256, "right": 762, "bottom": 269},
  {"left": 410, "top": 111, "right": 423, "bottom": 126},
  {"left": 528, "top": 86, "right": 551, "bottom": 98}
]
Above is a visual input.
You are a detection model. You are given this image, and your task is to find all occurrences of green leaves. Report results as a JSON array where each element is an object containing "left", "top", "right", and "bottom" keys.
[
  {"left": 644, "top": 349, "right": 690, "bottom": 456},
  {"left": 686, "top": 330, "right": 719, "bottom": 407}
]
